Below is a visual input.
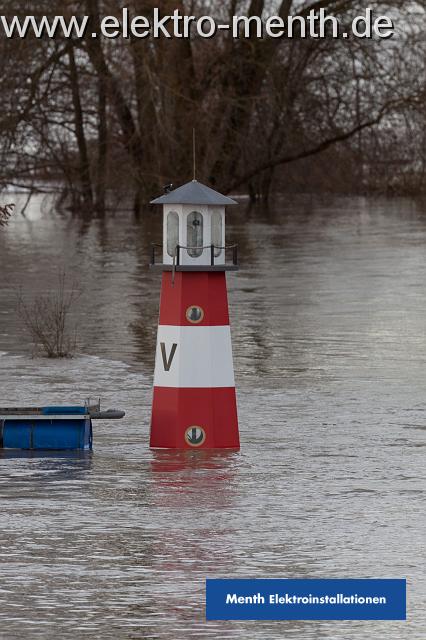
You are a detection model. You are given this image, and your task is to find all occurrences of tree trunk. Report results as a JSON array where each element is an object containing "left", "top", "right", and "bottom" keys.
[
  {"left": 95, "top": 67, "right": 108, "bottom": 217},
  {"left": 67, "top": 41, "right": 93, "bottom": 214},
  {"left": 85, "top": 0, "right": 144, "bottom": 204}
]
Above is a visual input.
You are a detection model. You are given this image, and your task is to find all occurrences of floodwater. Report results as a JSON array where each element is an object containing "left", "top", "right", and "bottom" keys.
[{"left": 0, "top": 193, "right": 424, "bottom": 639}]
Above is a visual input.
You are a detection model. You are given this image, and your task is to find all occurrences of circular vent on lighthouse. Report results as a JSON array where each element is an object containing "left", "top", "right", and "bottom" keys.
[
  {"left": 186, "top": 305, "right": 204, "bottom": 324},
  {"left": 185, "top": 426, "right": 206, "bottom": 447}
]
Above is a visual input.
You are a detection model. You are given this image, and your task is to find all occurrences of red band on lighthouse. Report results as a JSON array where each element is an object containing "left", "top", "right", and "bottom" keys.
[{"left": 159, "top": 271, "right": 230, "bottom": 326}]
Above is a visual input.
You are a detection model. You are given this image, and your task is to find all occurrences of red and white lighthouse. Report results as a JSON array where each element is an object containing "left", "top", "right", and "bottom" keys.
[{"left": 149, "top": 180, "right": 240, "bottom": 449}]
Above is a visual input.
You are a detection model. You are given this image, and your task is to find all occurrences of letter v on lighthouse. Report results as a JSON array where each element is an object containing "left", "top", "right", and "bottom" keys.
[{"left": 149, "top": 180, "right": 240, "bottom": 449}]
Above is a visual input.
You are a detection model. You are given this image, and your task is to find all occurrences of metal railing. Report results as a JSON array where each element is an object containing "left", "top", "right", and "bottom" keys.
[{"left": 150, "top": 243, "right": 238, "bottom": 267}]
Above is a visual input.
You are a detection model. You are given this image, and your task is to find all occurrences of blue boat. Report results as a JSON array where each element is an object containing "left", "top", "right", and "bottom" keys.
[{"left": 0, "top": 401, "right": 125, "bottom": 451}]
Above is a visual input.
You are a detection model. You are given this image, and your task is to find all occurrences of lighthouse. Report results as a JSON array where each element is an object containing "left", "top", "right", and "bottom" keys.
[{"left": 149, "top": 180, "right": 240, "bottom": 449}]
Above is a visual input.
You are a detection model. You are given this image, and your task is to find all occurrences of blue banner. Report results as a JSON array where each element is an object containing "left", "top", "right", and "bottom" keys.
[{"left": 206, "top": 579, "right": 406, "bottom": 620}]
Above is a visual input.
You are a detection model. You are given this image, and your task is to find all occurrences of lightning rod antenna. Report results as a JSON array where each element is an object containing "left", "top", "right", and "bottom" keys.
[{"left": 193, "top": 128, "right": 196, "bottom": 181}]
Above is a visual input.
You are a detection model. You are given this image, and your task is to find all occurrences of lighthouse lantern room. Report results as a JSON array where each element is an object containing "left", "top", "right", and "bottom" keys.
[{"left": 149, "top": 179, "right": 240, "bottom": 449}]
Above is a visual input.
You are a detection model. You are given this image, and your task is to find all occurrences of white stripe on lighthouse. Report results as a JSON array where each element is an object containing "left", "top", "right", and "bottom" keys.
[{"left": 153, "top": 325, "right": 235, "bottom": 388}]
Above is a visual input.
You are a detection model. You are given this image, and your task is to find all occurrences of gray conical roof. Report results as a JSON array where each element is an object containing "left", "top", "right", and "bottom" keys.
[{"left": 150, "top": 180, "right": 237, "bottom": 205}]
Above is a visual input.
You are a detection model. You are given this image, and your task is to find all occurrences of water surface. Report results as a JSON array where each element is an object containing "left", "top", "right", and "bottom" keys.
[{"left": 0, "top": 193, "right": 424, "bottom": 638}]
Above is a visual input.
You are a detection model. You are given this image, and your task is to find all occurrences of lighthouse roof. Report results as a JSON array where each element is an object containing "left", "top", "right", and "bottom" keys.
[{"left": 150, "top": 180, "right": 237, "bottom": 206}]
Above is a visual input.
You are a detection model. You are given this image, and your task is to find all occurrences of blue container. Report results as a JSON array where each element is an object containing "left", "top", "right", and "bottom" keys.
[
  {"left": 0, "top": 408, "right": 92, "bottom": 451},
  {"left": 42, "top": 406, "right": 87, "bottom": 415}
]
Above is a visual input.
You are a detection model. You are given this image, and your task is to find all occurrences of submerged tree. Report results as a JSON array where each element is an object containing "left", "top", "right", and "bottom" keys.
[
  {"left": 17, "top": 270, "right": 83, "bottom": 358},
  {"left": 0, "top": 204, "right": 14, "bottom": 227}
]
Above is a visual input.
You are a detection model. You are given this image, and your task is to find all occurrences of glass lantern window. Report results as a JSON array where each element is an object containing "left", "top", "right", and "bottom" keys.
[
  {"left": 211, "top": 211, "right": 223, "bottom": 257},
  {"left": 167, "top": 211, "right": 179, "bottom": 258},
  {"left": 187, "top": 211, "right": 203, "bottom": 258}
]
